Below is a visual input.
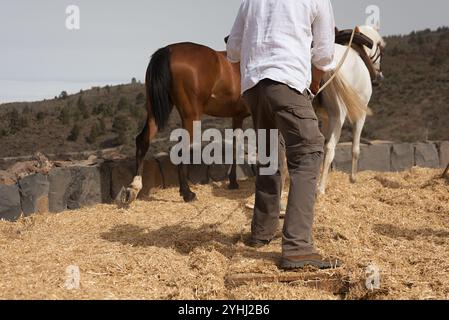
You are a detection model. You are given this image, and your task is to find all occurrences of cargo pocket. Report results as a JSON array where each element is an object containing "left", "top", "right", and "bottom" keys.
[
  {"left": 289, "top": 105, "right": 318, "bottom": 121},
  {"left": 280, "top": 106, "right": 325, "bottom": 154}
]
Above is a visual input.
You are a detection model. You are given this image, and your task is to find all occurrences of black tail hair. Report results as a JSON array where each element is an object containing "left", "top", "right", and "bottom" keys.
[{"left": 146, "top": 46, "right": 173, "bottom": 130}]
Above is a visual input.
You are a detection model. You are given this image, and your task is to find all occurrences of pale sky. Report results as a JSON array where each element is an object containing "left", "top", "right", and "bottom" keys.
[{"left": 0, "top": 0, "right": 448, "bottom": 103}]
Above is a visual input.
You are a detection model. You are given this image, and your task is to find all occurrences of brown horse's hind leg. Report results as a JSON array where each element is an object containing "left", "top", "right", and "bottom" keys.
[
  {"left": 178, "top": 163, "right": 196, "bottom": 202},
  {"left": 228, "top": 116, "right": 245, "bottom": 190},
  {"left": 135, "top": 123, "right": 150, "bottom": 176},
  {"left": 120, "top": 118, "right": 157, "bottom": 205},
  {"left": 178, "top": 115, "right": 200, "bottom": 202}
]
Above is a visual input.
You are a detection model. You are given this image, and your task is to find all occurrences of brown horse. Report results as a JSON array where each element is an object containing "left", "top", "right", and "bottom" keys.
[{"left": 122, "top": 43, "right": 251, "bottom": 204}]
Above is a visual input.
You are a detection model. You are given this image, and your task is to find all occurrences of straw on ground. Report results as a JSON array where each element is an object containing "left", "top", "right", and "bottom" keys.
[{"left": 0, "top": 168, "right": 448, "bottom": 300}]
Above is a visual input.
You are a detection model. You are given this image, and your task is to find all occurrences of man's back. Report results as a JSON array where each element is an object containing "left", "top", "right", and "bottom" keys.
[{"left": 227, "top": 0, "right": 335, "bottom": 95}]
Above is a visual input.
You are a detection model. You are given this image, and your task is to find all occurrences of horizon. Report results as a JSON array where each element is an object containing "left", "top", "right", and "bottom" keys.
[
  {"left": 1, "top": 0, "right": 448, "bottom": 104},
  {"left": 3, "top": 25, "right": 447, "bottom": 106}
]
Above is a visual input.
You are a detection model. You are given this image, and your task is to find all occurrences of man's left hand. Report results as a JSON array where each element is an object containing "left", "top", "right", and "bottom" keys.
[{"left": 310, "top": 81, "right": 321, "bottom": 95}]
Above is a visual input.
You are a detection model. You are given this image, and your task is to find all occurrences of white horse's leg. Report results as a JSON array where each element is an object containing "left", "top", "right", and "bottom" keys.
[
  {"left": 318, "top": 107, "right": 346, "bottom": 195},
  {"left": 350, "top": 114, "right": 367, "bottom": 183}
]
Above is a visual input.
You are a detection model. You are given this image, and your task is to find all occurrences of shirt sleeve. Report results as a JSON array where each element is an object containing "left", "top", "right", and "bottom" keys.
[
  {"left": 311, "top": 0, "right": 336, "bottom": 72},
  {"left": 226, "top": 1, "right": 246, "bottom": 63}
]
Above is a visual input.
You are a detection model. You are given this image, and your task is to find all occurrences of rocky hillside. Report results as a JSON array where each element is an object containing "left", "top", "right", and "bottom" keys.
[
  {"left": 358, "top": 27, "right": 449, "bottom": 142},
  {"left": 0, "top": 27, "right": 448, "bottom": 160}
]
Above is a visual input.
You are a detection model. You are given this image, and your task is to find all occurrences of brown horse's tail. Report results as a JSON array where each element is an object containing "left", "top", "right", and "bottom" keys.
[{"left": 146, "top": 46, "right": 173, "bottom": 130}]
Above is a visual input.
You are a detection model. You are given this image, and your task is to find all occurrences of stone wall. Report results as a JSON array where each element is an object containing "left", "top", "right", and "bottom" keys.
[
  {"left": 1, "top": 141, "right": 448, "bottom": 222},
  {"left": 334, "top": 141, "right": 448, "bottom": 173}
]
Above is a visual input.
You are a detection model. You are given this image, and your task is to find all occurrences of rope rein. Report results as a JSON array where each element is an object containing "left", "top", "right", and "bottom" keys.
[{"left": 315, "top": 27, "right": 356, "bottom": 96}]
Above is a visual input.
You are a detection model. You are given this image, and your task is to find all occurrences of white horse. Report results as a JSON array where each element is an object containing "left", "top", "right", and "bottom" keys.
[{"left": 316, "top": 25, "right": 386, "bottom": 195}]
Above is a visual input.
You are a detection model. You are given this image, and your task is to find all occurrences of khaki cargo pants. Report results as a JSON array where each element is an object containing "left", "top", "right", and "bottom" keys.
[{"left": 243, "top": 79, "right": 325, "bottom": 257}]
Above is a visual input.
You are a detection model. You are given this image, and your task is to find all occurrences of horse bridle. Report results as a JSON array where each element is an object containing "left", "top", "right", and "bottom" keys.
[
  {"left": 370, "top": 42, "right": 385, "bottom": 69},
  {"left": 368, "top": 42, "right": 385, "bottom": 86}
]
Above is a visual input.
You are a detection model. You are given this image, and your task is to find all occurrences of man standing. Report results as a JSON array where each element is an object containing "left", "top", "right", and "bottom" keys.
[{"left": 227, "top": 0, "right": 340, "bottom": 270}]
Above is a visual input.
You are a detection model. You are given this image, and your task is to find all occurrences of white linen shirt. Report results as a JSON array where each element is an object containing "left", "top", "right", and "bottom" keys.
[{"left": 227, "top": 0, "right": 336, "bottom": 94}]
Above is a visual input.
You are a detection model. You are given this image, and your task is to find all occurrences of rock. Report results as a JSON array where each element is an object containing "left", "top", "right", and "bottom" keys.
[
  {"left": 48, "top": 166, "right": 104, "bottom": 213},
  {"left": 0, "top": 185, "right": 22, "bottom": 221},
  {"left": 0, "top": 170, "right": 16, "bottom": 186},
  {"left": 7, "top": 152, "right": 53, "bottom": 180},
  {"left": 414, "top": 143, "right": 440, "bottom": 168},
  {"left": 18, "top": 173, "right": 49, "bottom": 216},
  {"left": 359, "top": 143, "right": 391, "bottom": 172},
  {"left": 251, "top": 164, "right": 259, "bottom": 177},
  {"left": 139, "top": 159, "right": 164, "bottom": 199},
  {"left": 33, "top": 152, "right": 53, "bottom": 174},
  {"left": 54, "top": 156, "right": 102, "bottom": 168},
  {"left": 99, "top": 147, "right": 126, "bottom": 161},
  {"left": 391, "top": 143, "right": 414, "bottom": 172},
  {"left": 235, "top": 163, "right": 256, "bottom": 180},
  {"left": 48, "top": 168, "right": 72, "bottom": 213},
  {"left": 333, "top": 144, "right": 352, "bottom": 173},
  {"left": 208, "top": 164, "right": 230, "bottom": 182},
  {"left": 437, "top": 141, "right": 449, "bottom": 169},
  {"left": 8, "top": 161, "right": 40, "bottom": 180},
  {"left": 99, "top": 162, "right": 112, "bottom": 204},
  {"left": 156, "top": 153, "right": 179, "bottom": 188},
  {"left": 67, "top": 166, "right": 103, "bottom": 210},
  {"left": 110, "top": 160, "right": 135, "bottom": 201},
  {"left": 188, "top": 164, "right": 210, "bottom": 185}
]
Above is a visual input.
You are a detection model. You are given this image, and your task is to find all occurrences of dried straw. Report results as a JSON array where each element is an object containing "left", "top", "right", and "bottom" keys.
[{"left": 0, "top": 167, "right": 448, "bottom": 300}]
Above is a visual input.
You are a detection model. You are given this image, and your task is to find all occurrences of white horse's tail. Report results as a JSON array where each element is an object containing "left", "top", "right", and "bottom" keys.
[{"left": 323, "top": 71, "right": 373, "bottom": 123}]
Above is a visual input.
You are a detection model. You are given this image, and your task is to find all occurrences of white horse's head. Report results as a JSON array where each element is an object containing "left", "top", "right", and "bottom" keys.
[{"left": 357, "top": 25, "right": 386, "bottom": 86}]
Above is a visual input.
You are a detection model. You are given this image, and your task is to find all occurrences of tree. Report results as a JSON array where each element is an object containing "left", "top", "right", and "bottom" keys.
[
  {"left": 8, "top": 109, "right": 20, "bottom": 134},
  {"left": 135, "top": 92, "right": 145, "bottom": 105},
  {"left": 112, "top": 115, "right": 130, "bottom": 133},
  {"left": 117, "top": 97, "right": 128, "bottom": 111},
  {"left": 113, "top": 115, "right": 132, "bottom": 145},
  {"left": 93, "top": 103, "right": 105, "bottom": 116},
  {"left": 72, "top": 109, "right": 81, "bottom": 122},
  {"left": 20, "top": 115, "right": 29, "bottom": 128},
  {"left": 130, "top": 104, "right": 145, "bottom": 120},
  {"left": 36, "top": 111, "right": 47, "bottom": 122},
  {"left": 68, "top": 124, "right": 81, "bottom": 141},
  {"left": 22, "top": 105, "right": 31, "bottom": 114},
  {"left": 77, "top": 96, "right": 89, "bottom": 119},
  {"left": 416, "top": 35, "right": 424, "bottom": 45},
  {"left": 59, "top": 106, "right": 71, "bottom": 125},
  {"left": 131, "top": 77, "right": 137, "bottom": 84},
  {"left": 86, "top": 123, "right": 102, "bottom": 144},
  {"left": 390, "top": 46, "right": 401, "bottom": 57},
  {"left": 59, "top": 91, "right": 68, "bottom": 100},
  {"left": 408, "top": 31, "right": 417, "bottom": 44},
  {"left": 104, "top": 104, "right": 114, "bottom": 117},
  {"left": 99, "top": 118, "right": 106, "bottom": 134},
  {"left": 431, "top": 52, "right": 444, "bottom": 66}
]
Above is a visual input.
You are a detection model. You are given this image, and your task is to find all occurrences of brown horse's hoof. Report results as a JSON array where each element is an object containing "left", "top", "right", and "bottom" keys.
[
  {"left": 116, "top": 187, "right": 135, "bottom": 208},
  {"left": 183, "top": 191, "right": 197, "bottom": 203},
  {"left": 228, "top": 182, "right": 240, "bottom": 190}
]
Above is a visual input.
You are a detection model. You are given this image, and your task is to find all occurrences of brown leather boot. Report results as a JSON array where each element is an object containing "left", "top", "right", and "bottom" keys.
[{"left": 281, "top": 254, "right": 342, "bottom": 270}]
